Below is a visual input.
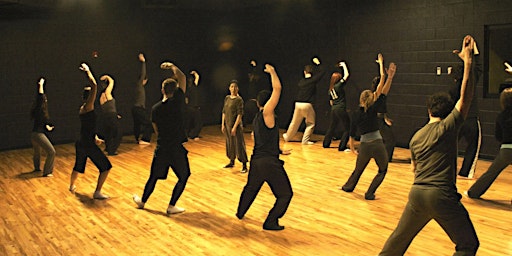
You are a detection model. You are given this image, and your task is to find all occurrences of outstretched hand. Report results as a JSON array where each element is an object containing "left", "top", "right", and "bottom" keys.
[
  {"left": 453, "top": 35, "right": 475, "bottom": 62},
  {"left": 79, "top": 63, "right": 90, "bottom": 72},
  {"left": 100, "top": 75, "right": 113, "bottom": 82},
  {"left": 263, "top": 64, "right": 275, "bottom": 74},
  {"left": 386, "top": 62, "right": 397, "bottom": 77},
  {"left": 505, "top": 62, "right": 512, "bottom": 74},
  {"left": 138, "top": 53, "right": 145, "bottom": 62}
]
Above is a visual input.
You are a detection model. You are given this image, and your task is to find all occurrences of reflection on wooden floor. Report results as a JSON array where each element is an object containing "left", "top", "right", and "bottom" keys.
[{"left": 1, "top": 126, "right": 510, "bottom": 255}]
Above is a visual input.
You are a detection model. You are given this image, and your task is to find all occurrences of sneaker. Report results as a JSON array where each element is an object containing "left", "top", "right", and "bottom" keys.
[
  {"left": 42, "top": 173, "right": 53, "bottom": 177},
  {"left": 138, "top": 140, "right": 150, "bottom": 145},
  {"left": 303, "top": 141, "right": 314, "bottom": 145},
  {"left": 344, "top": 149, "right": 352, "bottom": 153},
  {"left": 132, "top": 194, "right": 145, "bottom": 209},
  {"left": 263, "top": 220, "right": 285, "bottom": 231},
  {"left": 241, "top": 167, "right": 248, "bottom": 173},
  {"left": 93, "top": 191, "right": 110, "bottom": 200},
  {"left": 166, "top": 205, "right": 185, "bottom": 215}
]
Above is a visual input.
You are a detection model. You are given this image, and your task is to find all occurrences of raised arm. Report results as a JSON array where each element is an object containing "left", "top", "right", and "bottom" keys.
[
  {"left": 505, "top": 62, "right": 512, "bottom": 75},
  {"left": 381, "top": 62, "right": 397, "bottom": 95},
  {"left": 161, "top": 62, "right": 186, "bottom": 94},
  {"left": 80, "top": 63, "right": 97, "bottom": 112},
  {"left": 138, "top": 53, "right": 148, "bottom": 86},
  {"left": 338, "top": 61, "right": 349, "bottom": 82},
  {"left": 373, "top": 53, "right": 386, "bottom": 98},
  {"left": 262, "top": 64, "right": 282, "bottom": 128},
  {"left": 455, "top": 35, "right": 475, "bottom": 118},
  {"left": 191, "top": 70, "right": 200, "bottom": 86},
  {"left": 100, "top": 75, "right": 114, "bottom": 100}
]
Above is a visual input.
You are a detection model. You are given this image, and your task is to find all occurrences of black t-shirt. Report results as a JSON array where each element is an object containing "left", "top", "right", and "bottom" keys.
[
  {"left": 350, "top": 94, "right": 386, "bottom": 137},
  {"left": 79, "top": 110, "right": 97, "bottom": 147},
  {"left": 151, "top": 88, "right": 187, "bottom": 146}
]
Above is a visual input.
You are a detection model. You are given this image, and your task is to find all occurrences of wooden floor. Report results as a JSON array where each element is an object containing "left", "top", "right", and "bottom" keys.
[{"left": 1, "top": 126, "right": 511, "bottom": 256}]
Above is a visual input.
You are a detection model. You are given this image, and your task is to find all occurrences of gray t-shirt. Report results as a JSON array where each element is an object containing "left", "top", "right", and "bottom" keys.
[{"left": 409, "top": 108, "right": 463, "bottom": 190}]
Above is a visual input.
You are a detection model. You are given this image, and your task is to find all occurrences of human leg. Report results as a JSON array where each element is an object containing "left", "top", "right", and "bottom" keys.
[
  {"left": 302, "top": 103, "right": 315, "bottom": 144},
  {"left": 342, "top": 142, "right": 372, "bottom": 192},
  {"left": 338, "top": 110, "right": 350, "bottom": 151},
  {"left": 323, "top": 110, "right": 339, "bottom": 148},
  {"left": 366, "top": 140, "right": 388, "bottom": 199},
  {"left": 132, "top": 107, "right": 142, "bottom": 141},
  {"left": 458, "top": 119, "right": 481, "bottom": 178},
  {"left": 467, "top": 148, "right": 512, "bottom": 198},
  {"left": 284, "top": 103, "right": 305, "bottom": 142},
  {"left": 31, "top": 132, "right": 42, "bottom": 171},
  {"left": 264, "top": 159, "right": 293, "bottom": 230},
  {"left": 237, "top": 159, "right": 265, "bottom": 219},
  {"left": 168, "top": 145, "right": 191, "bottom": 208}
]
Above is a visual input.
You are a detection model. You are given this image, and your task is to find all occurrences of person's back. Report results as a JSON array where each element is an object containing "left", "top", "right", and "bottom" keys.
[
  {"left": 152, "top": 88, "right": 187, "bottom": 146},
  {"left": 252, "top": 110, "right": 280, "bottom": 159}
]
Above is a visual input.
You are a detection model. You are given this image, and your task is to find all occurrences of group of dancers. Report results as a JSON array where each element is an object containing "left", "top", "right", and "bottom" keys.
[{"left": 29, "top": 34, "right": 512, "bottom": 254}]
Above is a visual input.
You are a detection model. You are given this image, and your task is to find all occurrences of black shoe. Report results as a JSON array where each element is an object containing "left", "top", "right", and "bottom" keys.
[
  {"left": 224, "top": 163, "right": 234, "bottom": 168},
  {"left": 341, "top": 186, "right": 353, "bottom": 192},
  {"left": 263, "top": 221, "right": 285, "bottom": 231},
  {"left": 236, "top": 213, "right": 244, "bottom": 220},
  {"left": 364, "top": 193, "right": 375, "bottom": 200}
]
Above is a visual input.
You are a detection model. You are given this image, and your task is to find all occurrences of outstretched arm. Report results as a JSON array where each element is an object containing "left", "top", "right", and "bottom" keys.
[
  {"left": 505, "top": 62, "right": 512, "bottom": 75},
  {"left": 374, "top": 53, "right": 386, "bottom": 98},
  {"left": 262, "top": 64, "right": 282, "bottom": 128},
  {"left": 138, "top": 53, "right": 148, "bottom": 86},
  {"left": 38, "top": 78, "right": 45, "bottom": 94},
  {"left": 191, "top": 70, "right": 200, "bottom": 86},
  {"left": 381, "top": 62, "right": 397, "bottom": 95},
  {"left": 338, "top": 61, "right": 349, "bottom": 82},
  {"left": 80, "top": 63, "right": 97, "bottom": 112},
  {"left": 455, "top": 35, "right": 475, "bottom": 118},
  {"left": 100, "top": 75, "right": 114, "bottom": 100}
]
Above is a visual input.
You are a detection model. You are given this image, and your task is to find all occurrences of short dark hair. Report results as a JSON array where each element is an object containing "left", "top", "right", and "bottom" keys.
[
  {"left": 427, "top": 92, "right": 453, "bottom": 118},
  {"left": 256, "top": 90, "right": 271, "bottom": 107},
  {"left": 162, "top": 78, "right": 178, "bottom": 95}
]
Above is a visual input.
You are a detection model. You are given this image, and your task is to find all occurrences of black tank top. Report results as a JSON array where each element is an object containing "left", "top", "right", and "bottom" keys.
[
  {"left": 252, "top": 110, "right": 280, "bottom": 159},
  {"left": 79, "top": 110, "right": 96, "bottom": 147}
]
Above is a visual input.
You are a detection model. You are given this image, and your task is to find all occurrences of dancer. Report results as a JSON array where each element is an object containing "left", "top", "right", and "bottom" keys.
[
  {"left": 133, "top": 62, "right": 190, "bottom": 215},
  {"left": 341, "top": 54, "right": 396, "bottom": 200},
  {"left": 221, "top": 80, "right": 249, "bottom": 173},
  {"left": 370, "top": 75, "right": 396, "bottom": 162},
  {"left": 449, "top": 40, "right": 482, "bottom": 179},
  {"left": 283, "top": 57, "right": 325, "bottom": 145},
  {"left": 379, "top": 35, "right": 479, "bottom": 255},
  {"left": 69, "top": 63, "right": 112, "bottom": 200},
  {"left": 99, "top": 74, "right": 122, "bottom": 155},
  {"left": 236, "top": 64, "right": 293, "bottom": 231},
  {"left": 323, "top": 61, "right": 350, "bottom": 151},
  {"left": 30, "top": 77, "right": 56, "bottom": 177},
  {"left": 132, "top": 53, "right": 152, "bottom": 145},
  {"left": 185, "top": 70, "right": 203, "bottom": 140},
  {"left": 466, "top": 86, "right": 512, "bottom": 199}
]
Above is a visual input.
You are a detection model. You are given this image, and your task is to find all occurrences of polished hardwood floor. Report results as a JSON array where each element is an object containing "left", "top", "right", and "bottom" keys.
[{"left": 1, "top": 126, "right": 510, "bottom": 256}]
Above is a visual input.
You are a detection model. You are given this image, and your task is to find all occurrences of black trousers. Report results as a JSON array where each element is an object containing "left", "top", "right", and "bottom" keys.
[
  {"left": 467, "top": 148, "right": 512, "bottom": 198},
  {"left": 377, "top": 116, "right": 395, "bottom": 162},
  {"left": 342, "top": 139, "right": 388, "bottom": 197},
  {"left": 323, "top": 108, "right": 350, "bottom": 150},
  {"left": 102, "top": 112, "right": 122, "bottom": 155},
  {"left": 132, "top": 106, "right": 152, "bottom": 142},
  {"left": 380, "top": 186, "right": 479, "bottom": 256},
  {"left": 185, "top": 105, "right": 203, "bottom": 139},
  {"left": 458, "top": 117, "right": 481, "bottom": 177},
  {"left": 142, "top": 144, "right": 191, "bottom": 206},
  {"left": 237, "top": 157, "right": 293, "bottom": 224}
]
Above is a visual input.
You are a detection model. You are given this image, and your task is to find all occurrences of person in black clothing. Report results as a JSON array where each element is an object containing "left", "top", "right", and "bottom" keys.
[
  {"left": 371, "top": 75, "right": 396, "bottom": 162},
  {"left": 98, "top": 75, "right": 122, "bottom": 156},
  {"left": 323, "top": 61, "right": 350, "bottom": 151},
  {"left": 467, "top": 87, "right": 512, "bottom": 199},
  {"left": 30, "top": 77, "right": 56, "bottom": 177},
  {"left": 379, "top": 35, "right": 479, "bottom": 256},
  {"left": 185, "top": 70, "right": 203, "bottom": 140},
  {"left": 69, "top": 63, "right": 112, "bottom": 200},
  {"left": 132, "top": 53, "right": 152, "bottom": 145},
  {"left": 283, "top": 57, "right": 325, "bottom": 145},
  {"left": 341, "top": 54, "right": 396, "bottom": 200},
  {"left": 236, "top": 64, "right": 293, "bottom": 231},
  {"left": 449, "top": 41, "right": 482, "bottom": 179},
  {"left": 133, "top": 62, "right": 190, "bottom": 215}
]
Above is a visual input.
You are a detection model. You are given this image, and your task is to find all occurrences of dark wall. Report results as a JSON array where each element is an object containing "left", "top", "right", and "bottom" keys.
[
  {"left": 336, "top": 0, "right": 512, "bottom": 159},
  {"left": 1, "top": 0, "right": 512, "bottom": 160}
]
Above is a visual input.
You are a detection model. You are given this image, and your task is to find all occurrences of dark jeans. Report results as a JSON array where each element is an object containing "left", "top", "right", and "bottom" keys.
[
  {"left": 142, "top": 144, "right": 190, "bottom": 206},
  {"left": 467, "top": 148, "right": 512, "bottom": 198},
  {"left": 237, "top": 157, "right": 293, "bottom": 224},
  {"left": 185, "top": 105, "right": 203, "bottom": 139},
  {"left": 323, "top": 108, "right": 350, "bottom": 150},
  {"left": 380, "top": 186, "right": 479, "bottom": 256},
  {"left": 342, "top": 139, "right": 388, "bottom": 197},
  {"left": 132, "top": 106, "right": 152, "bottom": 142}
]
